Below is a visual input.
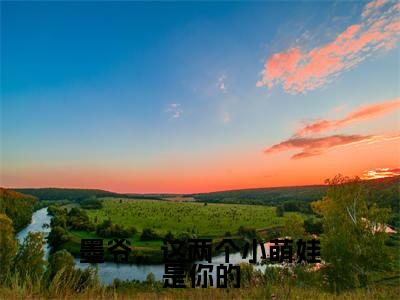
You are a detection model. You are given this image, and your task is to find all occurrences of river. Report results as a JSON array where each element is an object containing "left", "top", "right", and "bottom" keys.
[{"left": 17, "top": 207, "right": 272, "bottom": 285}]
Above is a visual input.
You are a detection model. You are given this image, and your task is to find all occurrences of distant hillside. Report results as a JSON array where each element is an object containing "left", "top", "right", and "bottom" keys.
[
  {"left": 14, "top": 188, "right": 163, "bottom": 202},
  {"left": 13, "top": 175, "right": 400, "bottom": 210},
  {"left": 0, "top": 188, "right": 38, "bottom": 230},
  {"left": 191, "top": 185, "right": 327, "bottom": 208},
  {"left": 363, "top": 175, "right": 400, "bottom": 214},
  {"left": 190, "top": 176, "right": 400, "bottom": 215},
  {"left": 362, "top": 175, "right": 400, "bottom": 189},
  {"left": 14, "top": 188, "right": 126, "bottom": 202}
]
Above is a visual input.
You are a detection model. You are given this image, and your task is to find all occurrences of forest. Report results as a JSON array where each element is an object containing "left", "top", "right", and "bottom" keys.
[
  {"left": 13, "top": 188, "right": 167, "bottom": 202},
  {"left": 0, "top": 188, "right": 38, "bottom": 231}
]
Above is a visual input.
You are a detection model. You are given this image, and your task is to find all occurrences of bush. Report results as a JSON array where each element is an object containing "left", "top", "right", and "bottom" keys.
[
  {"left": 140, "top": 228, "right": 160, "bottom": 241},
  {"left": 238, "top": 226, "right": 257, "bottom": 239},
  {"left": 96, "top": 219, "right": 136, "bottom": 238},
  {"left": 276, "top": 205, "right": 284, "bottom": 217},
  {"left": 67, "top": 208, "right": 95, "bottom": 231},
  {"left": 80, "top": 197, "right": 102, "bottom": 209},
  {"left": 51, "top": 215, "right": 67, "bottom": 229},
  {"left": 145, "top": 272, "right": 156, "bottom": 285},
  {"left": 304, "top": 218, "right": 323, "bottom": 234},
  {"left": 48, "top": 226, "right": 70, "bottom": 250},
  {"left": 46, "top": 249, "right": 75, "bottom": 281},
  {"left": 163, "top": 231, "right": 174, "bottom": 242}
]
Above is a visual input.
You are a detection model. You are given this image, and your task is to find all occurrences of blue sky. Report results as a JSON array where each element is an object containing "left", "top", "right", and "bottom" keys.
[{"left": 1, "top": 1, "right": 399, "bottom": 193}]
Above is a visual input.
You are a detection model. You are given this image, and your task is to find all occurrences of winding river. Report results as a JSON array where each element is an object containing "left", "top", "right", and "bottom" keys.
[{"left": 17, "top": 207, "right": 271, "bottom": 285}]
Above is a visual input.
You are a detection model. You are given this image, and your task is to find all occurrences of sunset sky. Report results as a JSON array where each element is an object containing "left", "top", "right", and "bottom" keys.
[{"left": 1, "top": 0, "right": 399, "bottom": 193}]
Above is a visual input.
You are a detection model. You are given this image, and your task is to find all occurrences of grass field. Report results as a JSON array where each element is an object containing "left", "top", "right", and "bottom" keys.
[
  {"left": 63, "top": 198, "right": 293, "bottom": 263},
  {"left": 84, "top": 198, "right": 292, "bottom": 237}
]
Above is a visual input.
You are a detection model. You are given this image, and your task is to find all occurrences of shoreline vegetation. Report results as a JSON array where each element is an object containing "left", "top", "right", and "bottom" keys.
[{"left": 1, "top": 175, "right": 399, "bottom": 299}]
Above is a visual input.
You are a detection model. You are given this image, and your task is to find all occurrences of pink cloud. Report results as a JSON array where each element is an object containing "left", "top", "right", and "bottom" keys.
[
  {"left": 297, "top": 98, "right": 400, "bottom": 136},
  {"left": 257, "top": 0, "right": 400, "bottom": 93},
  {"left": 264, "top": 134, "right": 377, "bottom": 160},
  {"left": 362, "top": 0, "right": 389, "bottom": 19}
]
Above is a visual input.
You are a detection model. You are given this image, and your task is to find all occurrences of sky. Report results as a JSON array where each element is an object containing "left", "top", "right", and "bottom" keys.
[{"left": 1, "top": 0, "right": 399, "bottom": 193}]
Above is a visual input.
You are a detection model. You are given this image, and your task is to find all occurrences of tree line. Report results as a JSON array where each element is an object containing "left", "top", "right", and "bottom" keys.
[{"left": 0, "top": 188, "right": 38, "bottom": 231}]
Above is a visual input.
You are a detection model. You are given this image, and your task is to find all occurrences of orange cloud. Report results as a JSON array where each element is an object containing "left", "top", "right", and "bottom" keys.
[
  {"left": 257, "top": 0, "right": 400, "bottom": 93},
  {"left": 360, "top": 167, "right": 400, "bottom": 179},
  {"left": 297, "top": 98, "right": 400, "bottom": 136},
  {"left": 264, "top": 134, "right": 377, "bottom": 159}
]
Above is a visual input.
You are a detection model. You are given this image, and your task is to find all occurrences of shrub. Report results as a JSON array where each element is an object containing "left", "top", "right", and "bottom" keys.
[
  {"left": 238, "top": 226, "right": 257, "bottom": 239},
  {"left": 48, "top": 226, "right": 70, "bottom": 250},
  {"left": 67, "top": 208, "right": 95, "bottom": 231},
  {"left": 163, "top": 231, "right": 174, "bottom": 242},
  {"left": 140, "top": 228, "right": 160, "bottom": 241},
  {"left": 96, "top": 219, "right": 136, "bottom": 238},
  {"left": 276, "top": 205, "right": 284, "bottom": 217},
  {"left": 80, "top": 197, "right": 102, "bottom": 209},
  {"left": 304, "top": 218, "right": 323, "bottom": 234}
]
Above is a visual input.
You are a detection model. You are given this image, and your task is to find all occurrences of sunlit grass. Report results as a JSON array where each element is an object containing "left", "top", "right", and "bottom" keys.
[{"left": 85, "top": 198, "right": 291, "bottom": 237}]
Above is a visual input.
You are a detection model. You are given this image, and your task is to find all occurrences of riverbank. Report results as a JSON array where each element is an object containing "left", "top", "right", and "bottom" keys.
[
  {"left": 47, "top": 199, "right": 289, "bottom": 264},
  {"left": 17, "top": 207, "right": 272, "bottom": 285}
]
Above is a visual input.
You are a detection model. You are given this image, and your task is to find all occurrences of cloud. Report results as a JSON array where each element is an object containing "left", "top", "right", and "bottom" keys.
[
  {"left": 362, "top": 0, "right": 389, "bottom": 19},
  {"left": 264, "top": 134, "right": 378, "bottom": 159},
  {"left": 165, "top": 103, "right": 183, "bottom": 119},
  {"left": 217, "top": 75, "right": 227, "bottom": 93},
  {"left": 332, "top": 104, "right": 346, "bottom": 113},
  {"left": 361, "top": 167, "right": 400, "bottom": 180},
  {"left": 297, "top": 98, "right": 400, "bottom": 136},
  {"left": 256, "top": 0, "right": 400, "bottom": 93},
  {"left": 222, "top": 111, "right": 231, "bottom": 123}
]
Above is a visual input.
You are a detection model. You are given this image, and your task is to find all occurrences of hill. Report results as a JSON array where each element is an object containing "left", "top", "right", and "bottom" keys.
[
  {"left": 12, "top": 175, "right": 399, "bottom": 216},
  {"left": 0, "top": 188, "right": 38, "bottom": 230},
  {"left": 14, "top": 188, "right": 163, "bottom": 202},
  {"left": 191, "top": 185, "right": 327, "bottom": 206},
  {"left": 190, "top": 176, "right": 400, "bottom": 216}
]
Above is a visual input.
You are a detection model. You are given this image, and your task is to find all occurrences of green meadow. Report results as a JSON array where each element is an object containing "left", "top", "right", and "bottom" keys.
[
  {"left": 84, "top": 198, "right": 290, "bottom": 237},
  {"left": 60, "top": 198, "right": 293, "bottom": 263}
]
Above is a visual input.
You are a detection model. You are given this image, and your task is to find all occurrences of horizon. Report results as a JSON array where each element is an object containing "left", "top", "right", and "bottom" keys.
[
  {"left": 5, "top": 174, "right": 400, "bottom": 195},
  {"left": 1, "top": 0, "right": 400, "bottom": 194}
]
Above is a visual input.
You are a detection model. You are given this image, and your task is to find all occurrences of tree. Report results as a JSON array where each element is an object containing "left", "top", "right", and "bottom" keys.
[
  {"left": 67, "top": 208, "right": 95, "bottom": 231},
  {"left": 0, "top": 188, "right": 37, "bottom": 231},
  {"left": 48, "top": 226, "right": 70, "bottom": 251},
  {"left": 314, "top": 175, "right": 391, "bottom": 292},
  {"left": 46, "top": 250, "right": 96, "bottom": 294},
  {"left": 80, "top": 197, "right": 102, "bottom": 209},
  {"left": 276, "top": 205, "right": 284, "bottom": 217},
  {"left": 51, "top": 215, "right": 67, "bottom": 229},
  {"left": 46, "top": 249, "right": 75, "bottom": 282},
  {"left": 140, "top": 228, "right": 160, "bottom": 241},
  {"left": 14, "top": 232, "right": 46, "bottom": 282},
  {"left": 163, "top": 231, "right": 174, "bottom": 242},
  {"left": 96, "top": 219, "right": 136, "bottom": 238},
  {"left": 304, "top": 217, "right": 323, "bottom": 234},
  {"left": 0, "top": 213, "right": 17, "bottom": 283},
  {"left": 145, "top": 272, "right": 156, "bottom": 286},
  {"left": 281, "top": 214, "right": 305, "bottom": 241}
]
